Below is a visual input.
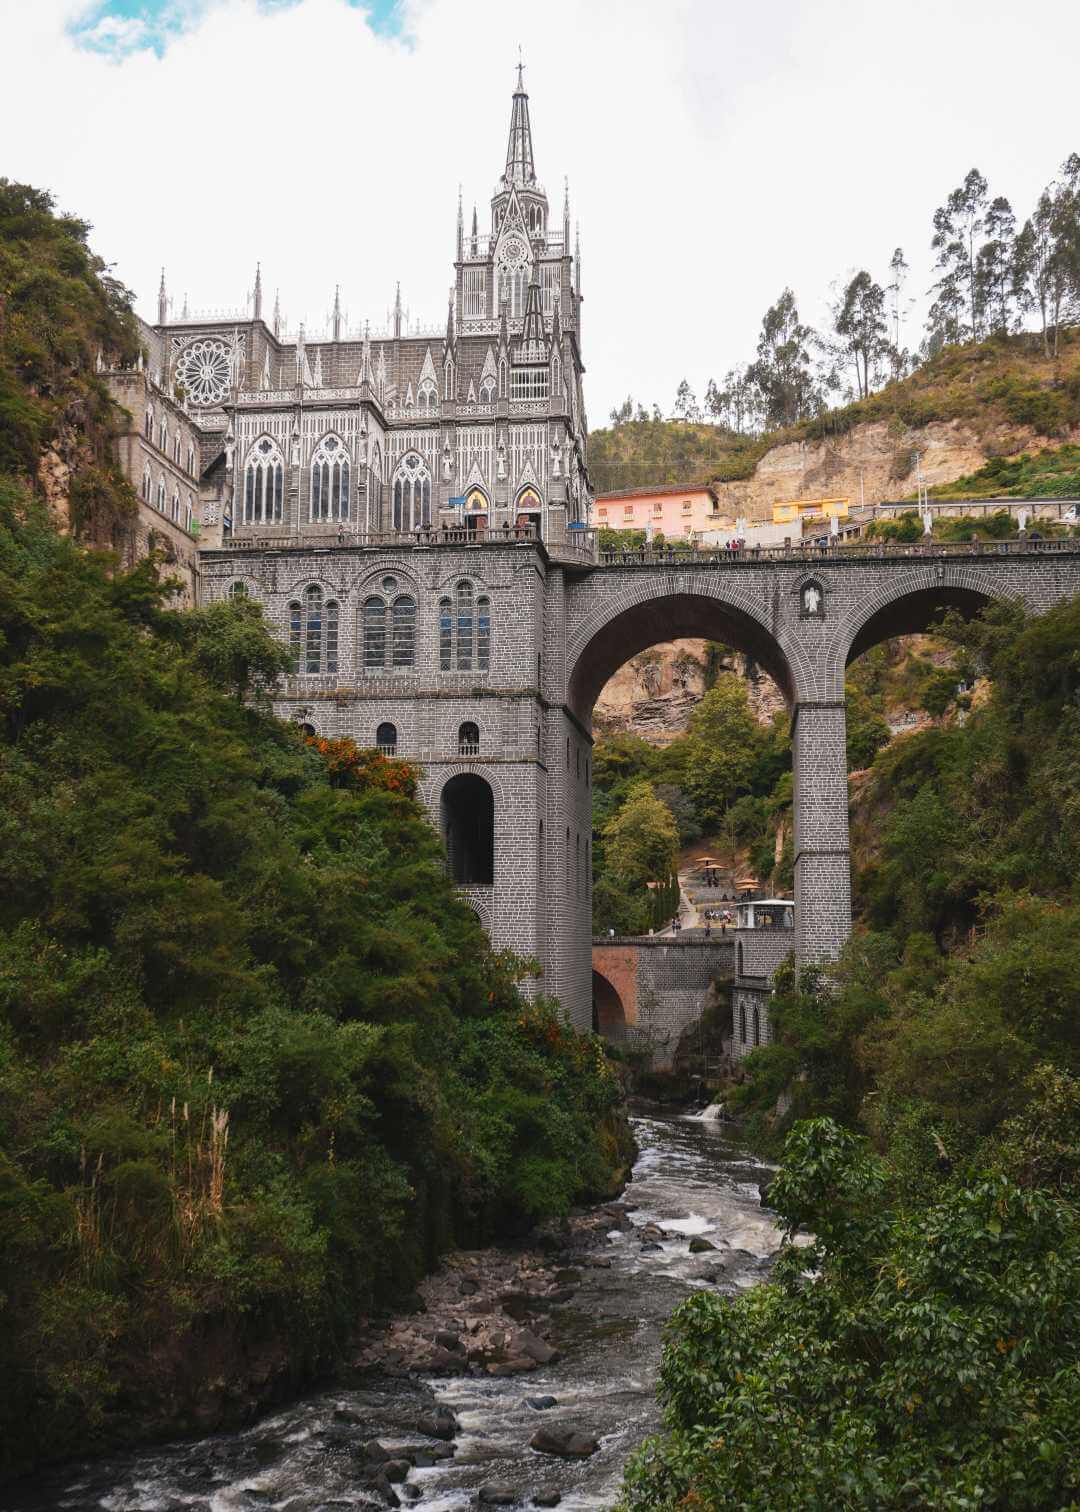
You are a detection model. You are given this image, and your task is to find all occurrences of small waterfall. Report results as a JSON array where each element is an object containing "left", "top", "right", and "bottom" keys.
[{"left": 694, "top": 1102, "right": 725, "bottom": 1122}]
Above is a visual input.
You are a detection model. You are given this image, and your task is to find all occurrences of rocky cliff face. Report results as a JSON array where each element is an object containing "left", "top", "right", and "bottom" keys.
[
  {"left": 594, "top": 640, "right": 784, "bottom": 743},
  {"left": 718, "top": 417, "right": 1060, "bottom": 520}
]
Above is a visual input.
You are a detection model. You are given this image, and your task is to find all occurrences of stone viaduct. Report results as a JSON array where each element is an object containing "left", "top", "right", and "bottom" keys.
[{"left": 199, "top": 532, "right": 1080, "bottom": 1030}]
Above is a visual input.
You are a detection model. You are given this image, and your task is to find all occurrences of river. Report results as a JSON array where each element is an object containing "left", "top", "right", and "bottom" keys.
[{"left": 1, "top": 1112, "right": 781, "bottom": 1512}]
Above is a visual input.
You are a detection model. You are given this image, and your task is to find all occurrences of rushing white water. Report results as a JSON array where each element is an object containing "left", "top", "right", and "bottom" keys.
[{"left": 1, "top": 1115, "right": 782, "bottom": 1512}]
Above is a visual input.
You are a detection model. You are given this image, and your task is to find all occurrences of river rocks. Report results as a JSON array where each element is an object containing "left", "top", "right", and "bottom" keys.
[
  {"left": 460, "top": 1278, "right": 480, "bottom": 1295},
  {"left": 435, "top": 1330, "right": 463, "bottom": 1351},
  {"left": 478, "top": 1487, "right": 519, "bottom": 1506},
  {"left": 554, "top": 1269, "right": 581, "bottom": 1286},
  {"left": 688, "top": 1237, "right": 717, "bottom": 1253},
  {"left": 529, "top": 1427, "right": 600, "bottom": 1459},
  {"left": 758, "top": 1179, "right": 776, "bottom": 1208},
  {"left": 362, "top": 1439, "right": 392, "bottom": 1462},
  {"left": 382, "top": 1460, "right": 411, "bottom": 1483},
  {"left": 487, "top": 1358, "right": 537, "bottom": 1376},
  {"left": 639, "top": 1223, "right": 667, "bottom": 1240},
  {"left": 514, "top": 1329, "right": 559, "bottom": 1364},
  {"left": 639, "top": 1241, "right": 663, "bottom": 1252},
  {"left": 533, "top": 1493, "right": 562, "bottom": 1507},
  {"left": 585, "top": 1256, "right": 612, "bottom": 1268},
  {"left": 691, "top": 1263, "right": 727, "bottom": 1285},
  {"left": 416, "top": 1407, "right": 459, "bottom": 1440},
  {"left": 525, "top": 1395, "right": 558, "bottom": 1410}
]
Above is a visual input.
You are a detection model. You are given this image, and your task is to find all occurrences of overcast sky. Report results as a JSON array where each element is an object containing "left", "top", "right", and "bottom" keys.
[{"left": 2, "top": 0, "right": 1078, "bottom": 425}]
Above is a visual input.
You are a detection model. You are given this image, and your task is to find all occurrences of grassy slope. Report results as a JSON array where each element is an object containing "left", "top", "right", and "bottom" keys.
[{"left": 588, "top": 329, "right": 1080, "bottom": 494}]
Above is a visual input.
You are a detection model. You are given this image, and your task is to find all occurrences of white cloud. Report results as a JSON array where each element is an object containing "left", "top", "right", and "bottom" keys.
[{"left": 1, "top": 0, "right": 1079, "bottom": 424}]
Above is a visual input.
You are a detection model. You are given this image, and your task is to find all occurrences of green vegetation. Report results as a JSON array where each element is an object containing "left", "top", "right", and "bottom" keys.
[
  {"left": 623, "top": 597, "right": 1080, "bottom": 1507},
  {"left": 928, "top": 441, "right": 1080, "bottom": 499},
  {"left": 591, "top": 677, "right": 793, "bottom": 932},
  {"left": 0, "top": 182, "right": 632, "bottom": 1478},
  {"left": 621, "top": 1117, "right": 1080, "bottom": 1510}
]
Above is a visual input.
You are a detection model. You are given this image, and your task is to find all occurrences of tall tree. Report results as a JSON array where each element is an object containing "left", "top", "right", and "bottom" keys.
[
  {"left": 673, "top": 378, "right": 701, "bottom": 422},
  {"left": 886, "top": 247, "right": 913, "bottom": 380},
  {"left": 832, "top": 271, "right": 890, "bottom": 399},
  {"left": 747, "top": 289, "right": 821, "bottom": 429},
  {"left": 974, "top": 196, "right": 1017, "bottom": 335},
  {"left": 1014, "top": 154, "right": 1080, "bottom": 358},
  {"left": 929, "top": 168, "right": 990, "bottom": 343}
]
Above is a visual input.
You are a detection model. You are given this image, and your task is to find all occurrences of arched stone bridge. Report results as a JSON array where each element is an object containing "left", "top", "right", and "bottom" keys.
[
  {"left": 199, "top": 532, "right": 1080, "bottom": 1030},
  {"left": 592, "top": 935, "right": 734, "bottom": 1068}
]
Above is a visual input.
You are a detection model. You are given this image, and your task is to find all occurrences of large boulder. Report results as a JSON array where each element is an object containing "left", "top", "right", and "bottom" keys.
[
  {"left": 478, "top": 1487, "right": 518, "bottom": 1506},
  {"left": 688, "top": 1236, "right": 717, "bottom": 1253},
  {"left": 529, "top": 1427, "right": 600, "bottom": 1459},
  {"left": 416, "top": 1407, "right": 458, "bottom": 1440}
]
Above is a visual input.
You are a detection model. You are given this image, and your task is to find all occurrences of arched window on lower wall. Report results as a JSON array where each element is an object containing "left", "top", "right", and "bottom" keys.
[
  {"left": 376, "top": 721, "right": 397, "bottom": 756},
  {"left": 441, "top": 773, "right": 494, "bottom": 884},
  {"left": 739, "top": 1003, "right": 747, "bottom": 1044},
  {"left": 458, "top": 721, "right": 480, "bottom": 756},
  {"left": 753, "top": 1005, "right": 761, "bottom": 1046}
]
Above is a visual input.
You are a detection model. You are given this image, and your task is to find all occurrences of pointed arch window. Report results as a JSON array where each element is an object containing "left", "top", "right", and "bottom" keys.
[
  {"left": 145, "top": 405, "right": 154, "bottom": 441},
  {"left": 185, "top": 494, "right": 194, "bottom": 533},
  {"left": 156, "top": 477, "right": 166, "bottom": 513},
  {"left": 458, "top": 721, "right": 480, "bottom": 757},
  {"left": 244, "top": 437, "right": 285, "bottom": 525},
  {"left": 291, "top": 584, "right": 338, "bottom": 675},
  {"left": 171, "top": 488, "right": 180, "bottom": 522},
  {"left": 417, "top": 378, "right": 437, "bottom": 413},
  {"left": 443, "top": 358, "right": 454, "bottom": 402},
  {"left": 142, "top": 463, "right": 152, "bottom": 502},
  {"left": 363, "top": 596, "right": 387, "bottom": 669},
  {"left": 438, "top": 581, "right": 491, "bottom": 672},
  {"left": 310, "top": 434, "right": 350, "bottom": 522},
  {"left": 187, "top": 443, "right": 196, "bottom": 477},
  {"left": 479, "top": 374, "right": 496, "bottom": 403},
  {"left": 392, "top": 453, "right": 431, "bottom": 532},
  {"left": 392, "top": 595, "right": 416, "bottom": 667},
  {"left": 159, "top": 417, "right": 168, "bottom": 453}
]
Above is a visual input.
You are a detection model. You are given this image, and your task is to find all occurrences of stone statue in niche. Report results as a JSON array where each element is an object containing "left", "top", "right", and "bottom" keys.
[{"left": 802, "top": 582, "right": 824, "bottom": 618}]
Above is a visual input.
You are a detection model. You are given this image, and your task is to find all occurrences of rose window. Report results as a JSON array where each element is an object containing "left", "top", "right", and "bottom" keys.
[{"left": 175, "top": 340, "right": 233, "bottom": 407}]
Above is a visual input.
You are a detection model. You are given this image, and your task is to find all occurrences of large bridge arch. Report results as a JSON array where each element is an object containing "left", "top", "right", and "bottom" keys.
[{"left": 566, "top": 580, "right": 798, "bottom": 725}]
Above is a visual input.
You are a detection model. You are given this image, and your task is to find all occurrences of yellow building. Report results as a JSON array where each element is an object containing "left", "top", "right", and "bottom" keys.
[{"left": 772, "top": 496, "right": 850, "bottom": 526}]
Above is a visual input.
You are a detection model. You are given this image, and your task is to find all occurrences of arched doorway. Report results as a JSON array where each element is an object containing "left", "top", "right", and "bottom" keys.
[
  {"left": 441, "top": 773, "right": 494, "bottom": 884},
  {"left": 516, "top": 486, "right": 543, "bottom": 541},
  {"left": 592, "top": 969, "right": 628, "bottom": 1044}
]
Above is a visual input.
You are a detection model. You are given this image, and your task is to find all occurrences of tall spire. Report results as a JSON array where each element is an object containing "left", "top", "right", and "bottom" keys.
[
  {"left": 503, "top": 58, "right": 536, "bottom": 188},
  {"left": 272, "top": 289, "right": 281, "bottom": 339},
  {"left": 471, "top": 204, "right": 478, "bottom": 256},
  {"left": 563, "top": 178, "right": 570, "bottom": 247},
  {"left": 393, "top": 282, "right": 403, "bottom": 339},
  {"left": 575, "top": 222, "right": 581, "bottom": 295},
  {"left": 157, "top": 268, "right": 167, "bottom": 325},
  {"left": 332, "top": 284, "right": 343, "bottom": 342},
  {"left": 456, "top": 185, "right": 464, "bottom": 261},
  {"left": 253, "top": 262, "right": 262, "bottom": 321}
]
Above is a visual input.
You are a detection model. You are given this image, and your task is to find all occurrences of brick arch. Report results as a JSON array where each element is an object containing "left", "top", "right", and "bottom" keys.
[
  {"left": 826, "top": 565, "right": 1007, "bottom": 695},
  {"left": 566, "top": 579, "right": 799, "bottom": 723},
  {"left": 592, "top": 968, "right": 629, "bottom": 1042}
]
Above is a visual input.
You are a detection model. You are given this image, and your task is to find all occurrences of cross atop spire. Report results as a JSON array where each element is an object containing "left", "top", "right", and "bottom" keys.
[{"left": 503, "top": 57, "right": 535, "bottom": 188}]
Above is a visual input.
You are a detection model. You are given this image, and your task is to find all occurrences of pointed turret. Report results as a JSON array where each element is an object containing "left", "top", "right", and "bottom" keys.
[
  {"left": 471, "top": 205, "right": 478, "bottom": 257},
  {"left": 332, "top": 284, "right": 343, "bottom": 342},
  {"left": 563, "top": 179, "right": 570, "bottom": 248},
  {"left": 273, "top": 289, "right": 281, "bottom": 339},
  {"left": 158, "top": 268, "right": 167, "bottom": 325},
  {"left": 253, "top": 262, "right": 263, "bottom": 321},
  {"left": 503, "top": 60, "right": 536, "bottom": 189},
  {"left": 575, "top": 222, "right": 582, "bottom": 295},
  {"left": 445, "top": 292, "right": 455, "bottom": 350},
  {"left": 519, "top": 261, "right": 546, "bottom": 356},
  {"left": 456, "top": 186, "right": 464, "bottom": 261},
  {"left": 393, "top": 282, "right": 403, "bottom": 339}
]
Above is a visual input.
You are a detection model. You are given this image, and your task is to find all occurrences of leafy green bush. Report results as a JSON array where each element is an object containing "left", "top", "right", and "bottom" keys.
[{"left": 621, "top": 1120, "right": 1080, "bottom": 1510}]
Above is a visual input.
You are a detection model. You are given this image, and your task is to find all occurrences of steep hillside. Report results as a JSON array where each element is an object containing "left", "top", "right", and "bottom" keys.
[
  {"left": 594, "top": 640, "right": 784, "bottom": 743},
  {"left": 589, "top": 329, "right": 1080, "bottom": 511}
]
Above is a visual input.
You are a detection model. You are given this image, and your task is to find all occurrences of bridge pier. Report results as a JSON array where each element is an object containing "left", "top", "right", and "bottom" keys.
[{"left": 792, "top": 700, "right": 852, "bottom": 966}]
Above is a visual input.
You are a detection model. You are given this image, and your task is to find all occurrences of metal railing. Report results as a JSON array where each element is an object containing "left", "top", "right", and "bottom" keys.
[
  {"left": 597, "top": 536, "right": 1080, "bottom": 568},
  {"left": 213, "top": 524, "right": 602, "bottom": 561}
]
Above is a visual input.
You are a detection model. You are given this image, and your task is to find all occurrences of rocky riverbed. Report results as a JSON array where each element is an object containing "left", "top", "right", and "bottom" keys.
[{"left": 0, "top": 1114, "right": 782, "bottom": 1512}]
